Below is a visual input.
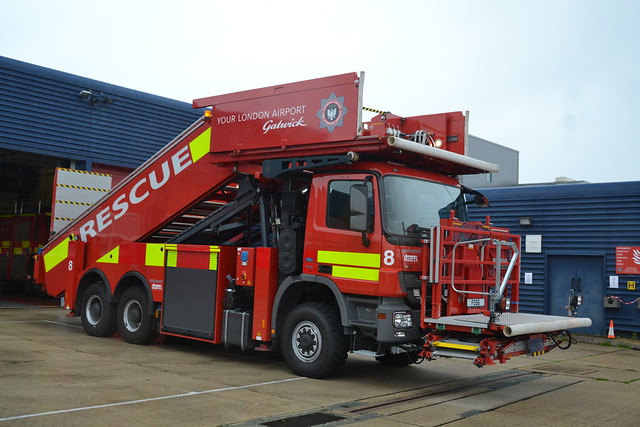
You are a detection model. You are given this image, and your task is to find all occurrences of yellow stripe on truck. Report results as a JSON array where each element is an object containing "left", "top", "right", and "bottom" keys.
[
  {"left": 433, "top": 341, "right": 479, "bottom": 352},
  {"left": 44, "top": 238, "right": 70, "bottom": 272},
  {"left": 97, "top": 246, "right": 120, "bottom": 264},
  {"left": 317, "top": 250, "right": 380, "bottom": 268},
  {"left": 317, "top": 250, "right": 381, "bottom": 282},
  {"left": 189, "top": 127, "right": 211, "bottom": 163},
  {"left": 145, "top": 243, "right": 165, "bottom": 267},
  {"left": 332, "top": 265, "right": 380, "bottom": 281},
  {"left": 166, "top": 245, "right": 178, "bottom": 268},
  {"left": 209, "top": 246, "right": 220, "bottom": 270}
]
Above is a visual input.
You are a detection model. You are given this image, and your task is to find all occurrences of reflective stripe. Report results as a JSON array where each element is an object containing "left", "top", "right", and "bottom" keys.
[
  {"left": 209, "top": 246, "right": 220, "bottom": 270},
  {"left": 189, "top": 128, "right": 211, "bottom": 163},
  {"left": 433, "top": 341, "right": 479, "bottom": 352},
  {"left": 332, "top": 265, "right": 379, "bottom": 282},
  {"left": 44, "top": 239, "right": 70, "bottom": 272},
  {"left": 165, "top": 245, "right": 218, "bottom": 269},
  {"left": 317, "top": 250, "right": 380, "bottom": 268},
  {"left": 10, "top": 241, "right": 31, "bottom": 255},
  {"left": 209, "top": 252, "right": 218, "bottom": 270},
  {"left": 97, "top": 246, "right": 120, "bottom": 264},
  {"left": 145, "top": 243, "right": 165, "bottom": 267},
  {"left": 165, "top": 244, "right": 178, "bottom": 267}
]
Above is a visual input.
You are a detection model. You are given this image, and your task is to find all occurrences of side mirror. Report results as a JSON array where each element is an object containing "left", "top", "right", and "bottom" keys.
[
  {"left": 349, "top": 184, "right": 370, "bottom": 232},
  {"left": 463, "top": 185, "right": 490, "bottom": 207},
  {"left": 474, "top": 194, "right": 490, "bottom": 208}
]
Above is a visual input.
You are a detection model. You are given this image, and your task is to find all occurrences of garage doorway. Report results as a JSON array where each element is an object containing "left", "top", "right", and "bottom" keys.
[{"left": 547, "top": 255, "right": 605, "bottom": 335}]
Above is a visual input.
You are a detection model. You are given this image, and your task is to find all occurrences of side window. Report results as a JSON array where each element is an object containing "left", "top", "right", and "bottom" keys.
[{"left": 327, "top": 180, "right": 373, "bottom": 230}]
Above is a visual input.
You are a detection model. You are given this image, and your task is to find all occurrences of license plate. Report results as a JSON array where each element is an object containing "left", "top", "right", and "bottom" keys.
[{"left": 467, "top": 298, "right": 484, "bottom": 308}]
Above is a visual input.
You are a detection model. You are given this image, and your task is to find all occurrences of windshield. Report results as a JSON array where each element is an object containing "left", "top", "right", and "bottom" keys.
[{"left": 382, "top": 175, "right": 468, "bottom": 235}]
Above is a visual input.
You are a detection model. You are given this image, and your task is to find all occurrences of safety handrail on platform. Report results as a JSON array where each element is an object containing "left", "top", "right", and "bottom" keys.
[{"left": 448, "top": 237, "right": 519, "bottom": 313}]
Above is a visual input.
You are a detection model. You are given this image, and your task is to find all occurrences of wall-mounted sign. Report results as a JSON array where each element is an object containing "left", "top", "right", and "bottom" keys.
[
  {"left": 525, "top": 235, "right": 542, "bottom": 253},
  {"left": 615, "top": 246, "right": 640, "bottom": 274}
]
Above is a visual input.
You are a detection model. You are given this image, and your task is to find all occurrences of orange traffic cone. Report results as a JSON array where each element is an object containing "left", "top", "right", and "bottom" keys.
[{"left": 607, "top": 320, "right": 615, "bottom": 339}]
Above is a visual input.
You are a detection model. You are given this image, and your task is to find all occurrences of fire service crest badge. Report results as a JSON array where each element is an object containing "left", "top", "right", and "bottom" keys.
[{"left": 316, "top": 92, "right": 348, "bottom": 133}]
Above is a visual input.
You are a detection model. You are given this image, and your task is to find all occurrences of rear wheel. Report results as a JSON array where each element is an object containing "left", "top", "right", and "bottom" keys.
[
  {"left": 117, "top": 286, "right": 158, "bottom": 344},
  {"left": 282, "top": 302, "right": 347, "bottom": 379},
  {"left": 81, "top": 282, "right": 117, "bottom": 337}
]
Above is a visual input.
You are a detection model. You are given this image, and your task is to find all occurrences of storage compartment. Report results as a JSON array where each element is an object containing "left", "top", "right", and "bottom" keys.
[
  {"left": 222, "top": 310, "right": 252, "bottom": 350},
  {"left": 162, "top": 266, "right": 217, "bottom": 339}
]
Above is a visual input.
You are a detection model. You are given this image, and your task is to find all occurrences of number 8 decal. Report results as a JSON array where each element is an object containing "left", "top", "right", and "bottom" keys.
[{"left": 383, "top": 250, "right": 395, "bottom": 266}]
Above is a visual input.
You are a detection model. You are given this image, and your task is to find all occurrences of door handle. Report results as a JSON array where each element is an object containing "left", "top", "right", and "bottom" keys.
[
  {"left": 577, "top": 277, "right": 582, "bottom": 293},
  {"left": 570, "top": 277, "right": 575, "bottom": 292}
]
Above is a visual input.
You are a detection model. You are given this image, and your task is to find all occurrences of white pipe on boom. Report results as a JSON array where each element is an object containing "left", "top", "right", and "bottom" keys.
[
  {"left": 387, "top": 136, "right": 500, "bottom": 174},
  {"left": 503, "top": 317, "right": 592, "bottom": 337}
]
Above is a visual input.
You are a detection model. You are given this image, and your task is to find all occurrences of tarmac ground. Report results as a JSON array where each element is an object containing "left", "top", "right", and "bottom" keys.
[{"left": 0, "top": 297, "right": 638, "bottom": 426}]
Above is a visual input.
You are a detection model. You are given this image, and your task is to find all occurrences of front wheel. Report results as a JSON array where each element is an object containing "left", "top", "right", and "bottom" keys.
[
  {"left": 282, "top": 302, "right": 347, "bottom": 379},
  {"left": 117, "top": 287, "right": 158, "bottom": 345},
  {"left": 81, "top": 282, "right": 117, "bottom": 337}
]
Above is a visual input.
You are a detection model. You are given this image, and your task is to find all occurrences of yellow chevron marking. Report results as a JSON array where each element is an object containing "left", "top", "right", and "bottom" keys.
[
  {"left": 189, "top": 127, "right": 211, "bottom": 163},
  {"left": 97, "top": 246, "right": 120, "bottom": 264}
]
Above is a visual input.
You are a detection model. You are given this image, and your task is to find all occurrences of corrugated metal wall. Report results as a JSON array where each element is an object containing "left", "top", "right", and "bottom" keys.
[
  {"left": 468, "top": 181, "right": 640, "bottom": 334},
  {"left": 0, "top": 56, "right": 202, "bottom": 169}
]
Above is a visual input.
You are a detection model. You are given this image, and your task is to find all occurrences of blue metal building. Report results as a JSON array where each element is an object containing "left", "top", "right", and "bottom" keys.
[
  {"left": 469, "top": 181, "right": 640, "bottom": 336},
  {"left": 0, "top": 56, "right": 202, "bottom": 287},
  {"left": 0, "top": 55, "right": 201, "bottom": 171},
  {"left": 0, "top": 55, "right": 202, "bottom": 213}
]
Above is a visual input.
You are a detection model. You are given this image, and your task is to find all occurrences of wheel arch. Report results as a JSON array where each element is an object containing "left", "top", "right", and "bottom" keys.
[
  {"left": 271, "top": 274, "right": 354, "bottom": 343},
  {"left": 77, "top": 268, "right": 110, "bottom": 311},
  {"left": 113, "top": 271, "right": 154, "bottom": 313}
]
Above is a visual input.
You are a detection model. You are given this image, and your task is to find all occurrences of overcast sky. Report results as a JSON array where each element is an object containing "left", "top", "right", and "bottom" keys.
[{"left": 2, "top": 0, "right": 639, "bottom": 184}]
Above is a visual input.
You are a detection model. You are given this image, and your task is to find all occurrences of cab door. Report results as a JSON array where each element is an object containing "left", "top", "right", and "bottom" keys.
[{"left": 304, "top": 174, "right": 384, "bottom": 296}]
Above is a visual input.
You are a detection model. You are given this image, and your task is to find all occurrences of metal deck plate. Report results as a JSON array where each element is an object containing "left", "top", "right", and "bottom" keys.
[
  {"left": 424, "top": 313, "right": 571, "bottom": 327},
  {"left": 423, "top": 313, "right": 592, "bottom": 337}
]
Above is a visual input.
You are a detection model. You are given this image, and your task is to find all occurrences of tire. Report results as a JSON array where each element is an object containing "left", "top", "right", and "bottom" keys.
[
  {"left": 281, "top": 302, "right": 347, "bottom": 379},
  {"left": 117, "top": 286, "right": 158, "bottom": 345},
  {"left": 81, "top": 282, "right": 117, "bottom": 337},
  {"left": 376, "top": 351, "right": 419, "bottom": 366}
]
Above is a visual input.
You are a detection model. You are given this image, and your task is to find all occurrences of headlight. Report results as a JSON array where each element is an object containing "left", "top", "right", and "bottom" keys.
[{"left": 393, "top": 311, "right": 413, "bottom": 328}]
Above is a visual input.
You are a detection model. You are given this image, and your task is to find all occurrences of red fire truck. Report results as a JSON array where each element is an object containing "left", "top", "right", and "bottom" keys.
[{"left": 33, "top": 73, "right": 591, "bottom": 378}]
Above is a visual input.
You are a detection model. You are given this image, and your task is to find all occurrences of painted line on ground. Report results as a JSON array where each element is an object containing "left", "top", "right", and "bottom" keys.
[
  {"left": 0, "top": 320, "right": 82, "bottom": 329},
  {"left": 0, "top": 377, "right": 306, "bottom": 422},
  {"left": 43, "top": 320, "right": 83, "bottom": 329}
]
